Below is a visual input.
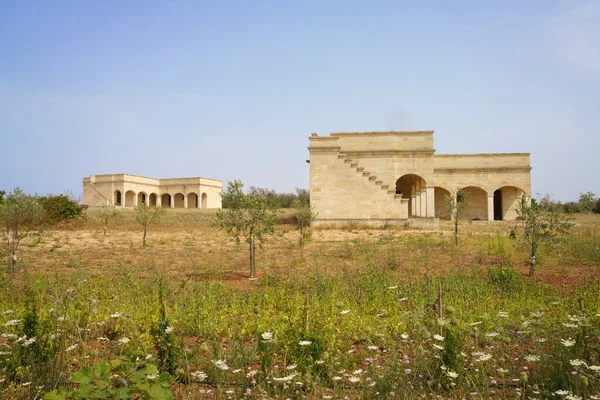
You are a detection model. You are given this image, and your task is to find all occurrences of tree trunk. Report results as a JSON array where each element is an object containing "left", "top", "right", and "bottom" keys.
[
  {"left": 249, "top": 234, "right": 256, "bottom": 278},
  {"left": 454, "top": 217, "right": 458, "bottom": 247},
  {"left": 142, "top": 226, "right": 147, "bottom": 247},
  {"left": 251, "top": 236, "right": 256, "bottom": 278},
  {"left": 528, "top": 246, "right": 536, "bottom": 277},
  {"left": 10, "top": 247, "right": 17, "bottom": 272}
]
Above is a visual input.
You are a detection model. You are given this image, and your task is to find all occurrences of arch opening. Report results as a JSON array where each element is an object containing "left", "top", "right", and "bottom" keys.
[
  {"left": 201, "top": 193, "right": 207, "bottom": 209},
  {"left": 149, "top": 193, "right": 158, "bottom": 207},
  {"left": 187, "top": 193, "right": 198, "bottom": 209},
  {"left": 161, "top": 194, "right": 171, "bottom": 208},
  {"left": 493, "top": 186, "right": 525, "bottom": 221},
  {"left": 174, "top": 193, "right": 185, "bottom": 208},
  {"left": 434, "top": 187, "right": 451, "bottom": 219},
  {"left": 125, "top": 190, "right": 136, "bottom": 207},
  {"left": 137, "top": 192, "right": 147, "bottom": 206},
  {"left": 461, "top": 186, "right": 488, "bottom": 220},
  {"left": 395, "top": 174, "right": 427, "bottom": 217},
  {"left": 114, "top": 190, "right": 122, "bottom": 206}
]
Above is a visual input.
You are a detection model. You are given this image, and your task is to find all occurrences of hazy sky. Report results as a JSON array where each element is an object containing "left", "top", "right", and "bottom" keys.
[{"left": 1, "top": 1, "right": 598, "bottom": 201}]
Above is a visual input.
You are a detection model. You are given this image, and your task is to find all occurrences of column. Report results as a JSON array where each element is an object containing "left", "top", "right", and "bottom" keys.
[
  {"left": 487, "top": 195, "right": 494, "bottom": 221},
  {"left": 415, "top": 183, "right": 421, "bottom": 216},
  {"left": 184, "top": 195, "right": 188, "bottom": 209},
  {"left": 426, "top": 186, "right": 435, "bottom": 217},
  {"left": 157, "top": 196, "right": 162, "bottom": 207},
  {"left": 133, "top": 193, "right": 138, "bottom": 207},
  {"left": 415, "top": 193, "right": 421, "bottom": 217},
  {"left": 420, "top": 189, "right": 427, "bottom": 218},
  {"left": 411, "top": 185, "right": 416, "bottom": 216},
  {"left": 170, "top": 195, "right": 175, "bottom": 209}
]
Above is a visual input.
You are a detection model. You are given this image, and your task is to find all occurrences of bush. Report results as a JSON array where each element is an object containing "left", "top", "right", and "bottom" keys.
[
  {"left": 486, "top": 265, "right": 521, "bottom": 292},
  {"left": 38, "top": 195, "right": 83, "bottom": 225}
]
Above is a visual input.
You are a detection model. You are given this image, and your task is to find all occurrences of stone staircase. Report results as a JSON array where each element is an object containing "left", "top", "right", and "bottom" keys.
[
  {"left": 337, "top": 153, "right": 405, "bottom": 204},
  {"left": 88, "top": 178, "right": 112, "bottom": 206}
]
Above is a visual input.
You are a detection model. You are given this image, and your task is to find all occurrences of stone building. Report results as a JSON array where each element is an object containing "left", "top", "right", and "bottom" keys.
[
  {"left": 82, "top": 174, "right": 222, "bottom": 209},
  {"left": 308, "top": 131, "right": 531, "bottom": 226}
]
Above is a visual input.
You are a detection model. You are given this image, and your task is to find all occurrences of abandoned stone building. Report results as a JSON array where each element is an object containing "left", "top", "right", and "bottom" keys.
[
  {"left": 82, "top": 174, "right": 222, "bottom": 209},
  {"left": 308, "top": 131, "right": 531, "bottom": 226}
]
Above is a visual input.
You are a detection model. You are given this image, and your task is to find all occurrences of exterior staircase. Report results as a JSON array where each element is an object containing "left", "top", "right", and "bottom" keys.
[
  {"left": 337, "top": 153, "right": 406, "bottom": 204},
  {"left": 88, "top": 177, "right": 112, "bottom": 206}
]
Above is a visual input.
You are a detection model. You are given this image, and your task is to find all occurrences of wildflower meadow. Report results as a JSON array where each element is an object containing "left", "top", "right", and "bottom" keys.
[{"left": 1, "top": 209, "right": 599, "bottom": 399}]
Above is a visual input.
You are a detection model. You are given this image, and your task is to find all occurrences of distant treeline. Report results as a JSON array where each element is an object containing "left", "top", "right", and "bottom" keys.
[
  {"left": 221, "top": 187, "right": 309, "bottom": 209},
  {"left": 539, "top": 192, "right": 600, "bottom": 214}
]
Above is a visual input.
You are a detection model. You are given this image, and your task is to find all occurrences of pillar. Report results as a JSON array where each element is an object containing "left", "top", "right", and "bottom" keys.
[
  {"left": 426, "top": 186, "right": 435, "bottom": 217},
  {"left": 415, "top": 183, "right": 421, "bottom": 216},
  {"left": 184, "top": 195, "right": 188, "bottom": 209},
  {"left": 133, "top": 193, "right": 138, "bottom": 207},
  {"left": 487, "top": 195, "right": 494, "bottom": 221},
  {"left": 157, "top": 196, "right": 162, "bottom": 207},
  {"left": 170, "top": 196, "right": 175, "bottom": 208},
  {"left": 420, "top": 189, "right": 427, "bottom": 218}
]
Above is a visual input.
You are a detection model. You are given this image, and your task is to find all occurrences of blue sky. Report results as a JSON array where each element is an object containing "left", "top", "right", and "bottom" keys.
[{"left": 1, "top": 0, "right": 598, "bottom": 201}]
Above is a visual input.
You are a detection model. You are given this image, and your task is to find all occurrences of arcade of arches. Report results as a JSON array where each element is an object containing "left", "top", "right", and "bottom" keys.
[
  {"left": 82, "top": 174, "right": 222, "bottom": 209},
  {"left": 396, "top": 175, "right": 526, "bottom": 221},
  {"left": 114, "top": 190, "right": 210, "bottom": 209}
]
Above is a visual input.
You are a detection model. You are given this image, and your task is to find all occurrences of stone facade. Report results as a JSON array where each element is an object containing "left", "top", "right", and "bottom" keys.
[
  {"left": 82, "top": 174, "right": 222, "bottom": 209},
  {"left": 308, "top": 131, "right": 531, "bottom": 226}
]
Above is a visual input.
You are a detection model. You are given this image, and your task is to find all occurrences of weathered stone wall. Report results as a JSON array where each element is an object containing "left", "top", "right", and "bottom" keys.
[{"left": 310, "top": 146, "right": 408, "bottom": 226}]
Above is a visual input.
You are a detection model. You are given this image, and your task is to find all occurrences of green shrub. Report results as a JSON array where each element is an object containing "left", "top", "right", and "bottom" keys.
[
  {"left": 39, "top": 195, "right": 83, "bottom": 225},
  {"left": 486, "top": 265, "right": 521, "bottom": 292}
]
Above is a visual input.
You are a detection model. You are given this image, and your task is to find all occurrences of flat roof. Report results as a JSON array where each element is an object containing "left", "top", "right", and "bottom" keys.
[{"left": 87, "top": 173, "right": 222, "bottom": 182}]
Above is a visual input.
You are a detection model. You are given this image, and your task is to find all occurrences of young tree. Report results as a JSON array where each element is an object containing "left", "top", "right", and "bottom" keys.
[
  {"left": 444, "top": 188, "right": 469, "bottom": 247},
  {"left": 0, "top": 190, "right": 5, "bottom": 203},
  {"left": 0, "top": 187, "right": 44, "bottom": 271},
  {"left": 135, "top": 204, "right": 166, "bottom": 247},
  {"left": 99, "top": 207, "right": 118, "bottom": 236},
  {"left": 511, "top": 197, "right": 573, "bottom": 277},
  {"left": 214, "top": 179, "right": 279, "bottom": 278},
  {"left": 292, "top": 198, "right": 317, "bottom": 248}
]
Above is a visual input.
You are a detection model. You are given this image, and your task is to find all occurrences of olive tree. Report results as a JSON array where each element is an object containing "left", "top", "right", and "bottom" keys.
[
  {"left": 135, "top": 204, "right": 166, "bottom": 247},
  {"left": 444, "top": 188, "right": 469, "bottom": 247},
  {"left": 214, "top": 179, "right": 279, "bottom": 278},
  {"left": 292, "top": 198, "right": 316, "bottom": 248},
  {"left": 0, "top": 187, "right": 44, "bottom": 271},
  {"left": 99, "top": 207, "right": 118, "bottom": 236},
  {"left": 511, "top": 196, "right": 573, "bottom": 277}
]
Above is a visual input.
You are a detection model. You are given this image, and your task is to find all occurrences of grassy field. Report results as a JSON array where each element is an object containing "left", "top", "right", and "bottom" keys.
[{"left": 1, "top": 210, "right": 600, "bottom": 399}]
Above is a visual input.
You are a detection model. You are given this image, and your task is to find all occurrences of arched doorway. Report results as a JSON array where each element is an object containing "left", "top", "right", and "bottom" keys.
[
  {"left": 137, "top": 192, "right": 147, "bottom": 206},
  {"left": 201, "top": 193, "right": 208, "bottom": 209},
  {"left": 149, "top": 193, "right": 158, "bottom": 207},
  {"left": 125, "top": 190, "right": 136, "bottom": 207},
  {"left": 493, "top": 186, "right": 525, "bottom": 220},
  {"left": 114, "top": 190, "right": 122, "bottom": 206},
  {"left": 395, "top": 174, "right": 426, "bottom": 217},
  {"left": 187, "top": 193, "right": 198, "bottom": 209},
  {"left": 462, "top": 186, "right": 488, "bottom": 220},
  {"left": 174, "top": 193, "right": 185, "bottom": 208},
  {"left": 434, "top": 187, "right": 451, "bottom": 219},
  {"left": 161, "top": 194, "right": 171, "bottom": 208}
]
